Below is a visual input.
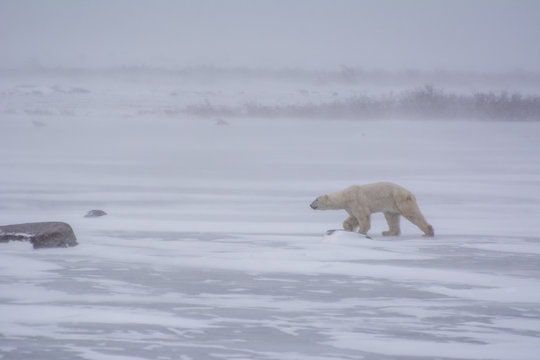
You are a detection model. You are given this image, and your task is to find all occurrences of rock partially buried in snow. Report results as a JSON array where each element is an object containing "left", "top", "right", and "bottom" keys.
[
  {"left": 85, "top": 209, "right": 107, "bottom": 218},
  {"left": 325, "top": 229, "right": 372, "bottom": 239},
  {"left": 214, "top": 118, "right": 229, "bottom": 126},
  {"left": 0, "top": 222, "right": 78, "bottom": 249}
]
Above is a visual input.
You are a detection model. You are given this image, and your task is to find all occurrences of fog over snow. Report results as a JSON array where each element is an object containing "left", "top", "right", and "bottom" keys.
[
  {"left": 0, "top": 0, "right": 539, "bottom": 72},
  {"left": 1, "top": 1, "right": 540, "bottom": 360}
]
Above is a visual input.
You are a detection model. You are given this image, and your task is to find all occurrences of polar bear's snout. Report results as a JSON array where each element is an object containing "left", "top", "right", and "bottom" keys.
[{"left": 311, "top": 195, "right": 330, "bottom": 210}]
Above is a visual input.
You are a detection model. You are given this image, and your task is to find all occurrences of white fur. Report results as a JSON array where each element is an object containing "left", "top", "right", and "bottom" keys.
[{"left": 310, "top": 182, "right": 434, "bottom": 237}]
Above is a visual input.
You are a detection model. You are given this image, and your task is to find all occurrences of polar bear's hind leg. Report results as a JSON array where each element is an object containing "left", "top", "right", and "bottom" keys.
[
  {"left": 382, "top": 212, "right": 401, "bottom": 236},
  {"left": 396, "top": 195, "right": 434, "bottom": 237}
]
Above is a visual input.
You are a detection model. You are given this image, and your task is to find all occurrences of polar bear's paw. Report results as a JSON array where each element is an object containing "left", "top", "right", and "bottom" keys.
[
  {"left": 423, "top": 225, "right": 435, "bottom": 237},
  {"left": 342, "top": 216, "right": 358, "bottom": 232}
]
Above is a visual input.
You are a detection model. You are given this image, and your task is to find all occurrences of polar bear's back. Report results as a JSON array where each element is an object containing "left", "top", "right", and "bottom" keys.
[
  {"left": 356, "top": 182, "right": 412, "bottom": 195},
  {"left": 352, "top": 182, "right": 414, "bottom": 213}
]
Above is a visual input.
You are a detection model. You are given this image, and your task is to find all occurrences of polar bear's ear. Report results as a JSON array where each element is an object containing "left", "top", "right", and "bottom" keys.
[{"left": 322, "top": 194, "right": 330, "bottom": 202}]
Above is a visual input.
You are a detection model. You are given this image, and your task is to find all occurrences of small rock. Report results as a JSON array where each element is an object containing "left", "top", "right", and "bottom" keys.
[
  {"left": 32, "top": 120, "right": 46, "bottom": 127},
  {"left": 0, "top": 222, "right": 78, "bottom": 249},
  {"left": 85, "top": 210, "right": 107, "bottom": 218},
  {"left": 215, "top": 118, "right": 229, "bottom": 126}
]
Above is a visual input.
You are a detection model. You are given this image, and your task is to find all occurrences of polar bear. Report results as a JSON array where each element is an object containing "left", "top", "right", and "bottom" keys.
[{"left": 310, "top": 182, "right": 434, "bottom": 237}]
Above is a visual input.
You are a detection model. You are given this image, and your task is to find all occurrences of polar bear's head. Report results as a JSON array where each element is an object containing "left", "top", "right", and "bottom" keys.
[{"left": 310, "top": 194, "right": 333, "bottom": 210}]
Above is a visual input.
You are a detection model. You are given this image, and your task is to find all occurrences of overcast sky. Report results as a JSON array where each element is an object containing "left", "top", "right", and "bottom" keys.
[{"left": 0, "top": 0, "right": 539, "bottom": 72}]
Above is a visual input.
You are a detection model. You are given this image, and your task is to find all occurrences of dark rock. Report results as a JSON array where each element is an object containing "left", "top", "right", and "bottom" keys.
[
  {"left": 0, "top": 222, "right": 78, "bottom": 249},
  {"left": 32, "top": 120, "right": 46, "bottom": 127},
  {"left": 215, "top": 118, "right": 229, "bottom": 126},
  {"left": 85, "top": 210, "right": 107, "bottom": 218}
]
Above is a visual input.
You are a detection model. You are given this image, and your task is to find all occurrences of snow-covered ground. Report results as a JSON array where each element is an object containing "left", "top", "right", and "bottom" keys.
[{"left": 1, "top": 72, "right": 540, "bottom": 360}]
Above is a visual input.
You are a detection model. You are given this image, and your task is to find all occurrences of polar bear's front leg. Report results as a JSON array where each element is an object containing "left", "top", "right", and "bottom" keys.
[
  {"left": 342, "top": 216, "right": 358, "bottom": 231},
  {"left": 354, "top": 214, "right": 371, "bottom": 235}
]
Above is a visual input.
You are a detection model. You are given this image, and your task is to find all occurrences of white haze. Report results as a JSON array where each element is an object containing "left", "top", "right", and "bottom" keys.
[
  {"left": 0, "top": 0, "right": 539, "bottom": 72},
  {"left": 1, "top": 1, "right": 540, "bottom": 360}
]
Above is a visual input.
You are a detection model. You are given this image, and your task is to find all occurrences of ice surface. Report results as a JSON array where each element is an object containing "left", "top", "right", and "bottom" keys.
[{"left": 1, "top": 72, "right": 539, "bottom": 360}]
